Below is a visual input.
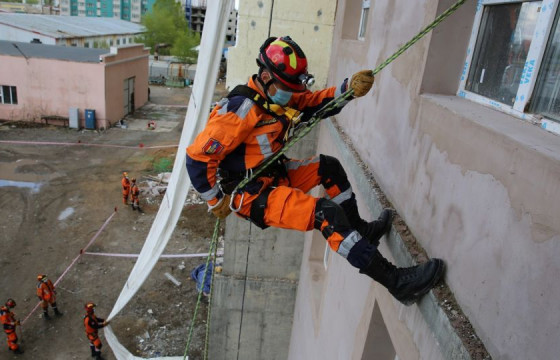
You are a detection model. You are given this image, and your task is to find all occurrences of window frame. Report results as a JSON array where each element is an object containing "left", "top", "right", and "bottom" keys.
[
  {"left": 358, "top": 0, "right": 371, "bottom": 40},
  {"left": 458, "top": 0, "right": 560, "bottom": 133},
  {"left": 0, "top": 86, "right": 18, "bottom": 105}
]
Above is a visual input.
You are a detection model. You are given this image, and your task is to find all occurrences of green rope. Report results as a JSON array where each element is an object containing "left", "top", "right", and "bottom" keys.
[
  {"left": 232, "top": 0, "right": 467, "bottom": 193},
  {"left": 184, "top": 218, "right": 221, "bottom": 360},
  {"left": 203, "top": 237, "right": 219, "bottom": 360}
]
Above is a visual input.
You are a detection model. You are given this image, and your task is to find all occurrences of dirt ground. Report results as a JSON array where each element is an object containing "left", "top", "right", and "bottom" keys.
[{"left": 0, "top": 83, "right": 229, "bottom": 360}]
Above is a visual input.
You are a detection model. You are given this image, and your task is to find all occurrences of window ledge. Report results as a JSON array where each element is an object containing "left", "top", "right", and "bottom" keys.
[{"left": 421, "top": 94, "right": 560, "bottom": 163}]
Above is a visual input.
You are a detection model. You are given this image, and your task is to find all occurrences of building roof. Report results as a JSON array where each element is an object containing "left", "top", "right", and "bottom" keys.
[
  {"left": 0, "top": 40, "right": 109, "bottom": 63},
  {"left": 0, "top": 14, "right": 145, "bottom": 39}
]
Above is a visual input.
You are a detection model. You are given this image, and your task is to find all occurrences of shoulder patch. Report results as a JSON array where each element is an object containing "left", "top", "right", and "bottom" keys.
[{"left": 202, "top": 138, "right": 224, "bottom": 155}]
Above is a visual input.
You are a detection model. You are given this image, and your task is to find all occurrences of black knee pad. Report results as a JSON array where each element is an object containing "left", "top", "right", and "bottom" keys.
[
  {"left": 314, "top": 198, "right": 352, "bottom": 238},
  {"left": 318, "top": 154, "right": 351, "bottom": 191}
]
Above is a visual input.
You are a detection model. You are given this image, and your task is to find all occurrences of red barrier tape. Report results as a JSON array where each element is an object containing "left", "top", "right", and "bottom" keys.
[
  {"left": 21, "top": 209, "right": 117, "bottom": 325},
  {"left": 0, "top": 140, "right": 177, "bottom": 149}
]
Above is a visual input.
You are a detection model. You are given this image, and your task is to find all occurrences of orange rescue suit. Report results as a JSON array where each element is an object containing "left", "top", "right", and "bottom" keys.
[
  {"left": 37, "top": 279, "right": 56, "bottom": 309},
  {"left": 130, "top": 183, "right": 140, "bottom": 205},
  {"left": 121, "top": 177, "right": 131, "bottom": 204},
  {"left": 0, "top": 306, "right": 19, "bottom": 351},
  {"left": 84, "top": 313, "right": 106, "bottom": 349},
  {"left": 186, "top": 76, "right": 351, "bottom": 248}
]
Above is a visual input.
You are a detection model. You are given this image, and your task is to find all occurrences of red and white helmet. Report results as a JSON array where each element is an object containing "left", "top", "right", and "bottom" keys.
[{"left": 257, "top": 36, "right": 315, "bottom": 92}]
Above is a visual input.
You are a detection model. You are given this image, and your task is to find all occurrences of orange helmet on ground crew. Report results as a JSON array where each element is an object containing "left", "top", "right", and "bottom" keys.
[{"left": 85, "top": 302, "right": 96, "bottom": 313}]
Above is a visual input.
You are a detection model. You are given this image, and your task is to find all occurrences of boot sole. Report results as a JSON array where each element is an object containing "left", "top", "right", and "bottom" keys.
[{"left": 399, "top": 259, "right": 445, "bottom": 306}]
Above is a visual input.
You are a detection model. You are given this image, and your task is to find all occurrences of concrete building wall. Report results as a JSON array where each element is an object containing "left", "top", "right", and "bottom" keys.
[
  {"left": 289, "top": 0, "right": 560, "bottom": 360},
  {"left": 102, "top": 44, "right": 150, "bottom": 123},
  {"left": 209, "top": 1, "right": 339, "bottom": 359},
  {"left": 227, "top": 0, "right": 337, "bottom": 90}
]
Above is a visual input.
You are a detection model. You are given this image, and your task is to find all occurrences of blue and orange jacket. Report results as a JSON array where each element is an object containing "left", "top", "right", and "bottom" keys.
[
  {"left": 0, "top": 306, "right": 17, "bottom": 334},
  {"left": 186, "top": 75, "right": 348, "bottom": 205}
]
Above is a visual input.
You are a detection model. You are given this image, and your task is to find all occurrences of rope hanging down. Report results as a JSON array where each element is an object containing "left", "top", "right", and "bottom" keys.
[
  {"left": 184, "top": 219, "right": 221, "bottom": 359},
  {"left": 184, "top": 0, "right": 468, "bottom": 357}
]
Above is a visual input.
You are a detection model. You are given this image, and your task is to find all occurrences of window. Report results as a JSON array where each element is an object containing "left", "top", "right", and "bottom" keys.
[
  {"left": 0, "top": 86, "right": 18, "bottom": 105},
  {"left": 358, "top": 0, "right": 370, "bottom": 40},
  {"left": 459, "top": 0, "right": 560, "bottom": 133},
  {"left": 530, "top": 6, "right": 560, "bottom": 121}
]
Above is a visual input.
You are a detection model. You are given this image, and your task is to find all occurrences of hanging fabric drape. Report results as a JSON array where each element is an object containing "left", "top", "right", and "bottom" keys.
[{"left": 104, "top": 2, "right": 233, "bottom": 359}]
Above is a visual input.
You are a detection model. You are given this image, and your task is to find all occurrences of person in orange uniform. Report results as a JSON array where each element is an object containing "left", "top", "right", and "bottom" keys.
[
  {"left": 121, "top": 172, "right": 131, "bottom": 205},
  {"left": 36, "top": 274, "right": 62, "bottom": 319},
  {"left": 83, "top": 302, "right": 109, "bottom": 359},
  {"left": 0, "top": 299, "right": 23, "bottom": 354},
  {"left": 186, "top": 36, "right": 444, "bottom": 306},
  {"left": 130, "top": 178, "right": 140, "bottom": 211}
]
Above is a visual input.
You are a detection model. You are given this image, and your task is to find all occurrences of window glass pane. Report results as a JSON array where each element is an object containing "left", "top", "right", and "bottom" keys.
[
  {"left": 2, "top": 85, "right": 11, "bottom": 104},
  {"left": 359, "top": 8, "right": 369, "bottom": 39},
  {"left": 530, "top": 8, "right": 560, "bottom": 121},
  {"left": 11, "top": 87, "right": 17, "bottom": 105},
  {"left": 466, "top": 2, "right": 541, "bottom": 105}
]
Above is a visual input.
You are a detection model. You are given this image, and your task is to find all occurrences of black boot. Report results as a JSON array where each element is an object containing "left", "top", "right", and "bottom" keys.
[
  {"left": 12, "top": 348, "right": 24, "bottom": 354},
  {"left": 43, "top": 310, "right": 50, "bottom": 319},
  {"left": 360, "top": 250, "right": 444, "bottom": 306},
  {"left": 340, "top": 194, "right": 393, "bottom": 246},
  {"left": 95, "top": 350, "right": 104, "bottom": 360},
  {"left": 90, "top": 345, "right": 96, "bottom": 357},
  {"left": 53, "top": 307, "right": 63, "bottom": 316}
]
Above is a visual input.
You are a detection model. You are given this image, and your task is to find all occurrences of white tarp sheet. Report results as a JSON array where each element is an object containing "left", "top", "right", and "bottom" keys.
[{"left": 104, "top": 1, "right": 233, "bottom": 359}]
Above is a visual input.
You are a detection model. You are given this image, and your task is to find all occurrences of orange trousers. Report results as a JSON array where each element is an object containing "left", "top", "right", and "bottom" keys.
[
  {"left": 232, "top": 156, "right": 346, "bottom": 237},
  {"left": 5, "top": 331, "right": 18, "bottom": 351},
  {"left": 87, "top": 333, "right": 102, "bottom": 349}
]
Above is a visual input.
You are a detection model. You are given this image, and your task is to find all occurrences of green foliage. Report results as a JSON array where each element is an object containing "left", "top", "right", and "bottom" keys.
[
  {"left": 139, "top": 0, "right": 199, "bottom": 61},
  {"left": 171, "top": 30, "right": 200, "bottom": 64}
]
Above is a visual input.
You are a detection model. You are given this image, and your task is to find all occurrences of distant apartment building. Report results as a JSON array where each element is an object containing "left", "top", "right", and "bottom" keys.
[
  {"left": 59, "top": 0, "right": 156, "bottom": 23},
  {"left": 0, "top": 13, "right": 144, "bottom": 48},
  {"left": 185, "top": 0, "right": 237, "bottom": 43},
  {"left": 0, "top": 1, "right": 59, "bottom": 15}
]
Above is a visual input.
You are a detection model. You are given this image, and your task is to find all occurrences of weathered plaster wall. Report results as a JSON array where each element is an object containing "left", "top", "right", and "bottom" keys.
[
  {"left": 289, "top": 0, "right": 560, "bottom": 359},
  {"left": 0, "top": 45, "right": 148, "bottom": 128},
  {"left": 103, "top": 44, "right": 149, "bottom": 126},
  {"left": 288, "top": 121, "right": 447, "bottom": 360},
  {"left": 0, "top": 55, "right": 106, "bottom": 126}
]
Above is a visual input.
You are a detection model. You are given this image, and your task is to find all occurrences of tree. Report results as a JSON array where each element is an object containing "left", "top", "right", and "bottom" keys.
[
  {"left": 171, "top": 30, "right": 200, "bottom": 64},
  {"left": 139, "top": 0, "right": 199, "bottom": 62}
]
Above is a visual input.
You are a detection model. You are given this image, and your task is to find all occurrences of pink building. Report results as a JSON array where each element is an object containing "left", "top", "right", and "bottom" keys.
[{"left": 0, "top": 40, "right": 149, "bottom": 129}]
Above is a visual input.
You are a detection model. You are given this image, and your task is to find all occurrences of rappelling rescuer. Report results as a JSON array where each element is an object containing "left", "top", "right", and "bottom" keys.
[{"left": 186, "top": 36, "right": 444, "bottom": 305}]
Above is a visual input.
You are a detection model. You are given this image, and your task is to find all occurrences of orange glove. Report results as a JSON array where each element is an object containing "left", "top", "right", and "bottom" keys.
[
  {"left": 208, "top": 194, "right": 232, "bottom": 219},
  {"left": 349, "top": 70, "right": 375, "bottom": 97}
]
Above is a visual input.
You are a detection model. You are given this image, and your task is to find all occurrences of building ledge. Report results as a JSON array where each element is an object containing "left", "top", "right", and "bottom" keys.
[{"left": 324, "top": 117, "right": 491, "bottom": 360}]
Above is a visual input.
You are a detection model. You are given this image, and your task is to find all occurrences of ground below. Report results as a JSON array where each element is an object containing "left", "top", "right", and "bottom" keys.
[{"left": 0, "top": 84, "right": 228, "bottom": 360}]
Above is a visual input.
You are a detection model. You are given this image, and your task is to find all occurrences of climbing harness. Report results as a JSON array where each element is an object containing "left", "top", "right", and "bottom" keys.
[{"left": 183, "top": 0, "right": 468, "bottom": 358}]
